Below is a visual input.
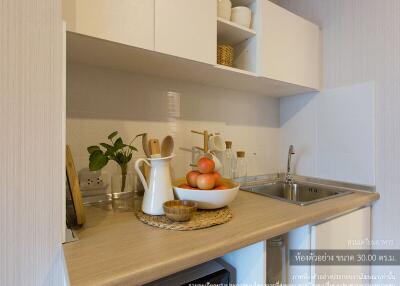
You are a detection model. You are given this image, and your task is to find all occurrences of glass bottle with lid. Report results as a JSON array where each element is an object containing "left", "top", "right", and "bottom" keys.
[
  {"left": 222, "top": 141, "right": 234, "bottom": 179},
  {"left": 233, "top": 151, "right": 247, "bottom": 179}
]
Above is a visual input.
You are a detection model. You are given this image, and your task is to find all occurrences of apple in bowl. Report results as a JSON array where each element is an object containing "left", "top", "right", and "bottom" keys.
[{"left": 173, "top": 177, "right": 240, "bottom": 209}]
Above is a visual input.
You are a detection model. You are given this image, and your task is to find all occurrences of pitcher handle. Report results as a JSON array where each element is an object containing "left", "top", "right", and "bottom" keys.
[{"left": 135, "top": 158, "right": 151, "bottom": 192}]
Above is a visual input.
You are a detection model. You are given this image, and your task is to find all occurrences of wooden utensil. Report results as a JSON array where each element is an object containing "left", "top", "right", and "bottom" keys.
[
  {"left": 140, "top": 133, "right": 151, "bottom": 182},
  {"left": 66, "top": 145, "right": 86, "bottom": 226},
  {"left": 191, "top": 130, "right": 210, "bottom": 152},
  {"left": 161, "top": 135, "right": 174, "bottom": 157},
  {"left": 148, "top": 139, "right": 161, "bottom": 158},
  {"left": 142, "top": 133, "right": 150, "bottom": 158}
]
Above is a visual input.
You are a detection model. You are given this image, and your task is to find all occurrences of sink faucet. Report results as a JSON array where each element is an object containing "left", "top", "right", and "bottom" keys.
[{"left": 286, "top": 145, "right": 295, "bottom": 183}]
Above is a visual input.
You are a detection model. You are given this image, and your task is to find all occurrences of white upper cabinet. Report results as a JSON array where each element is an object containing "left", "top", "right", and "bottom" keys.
[
  {"left": 62, "top": 0, "right": 155, "bottom": 50},
  {"left": 155, "top": 0, "right": 217, "bottom": 65},
  {"left": 258, "top": 0, "right": 321, "bottom": 90},
  {"left": 63, "top": 0, "right": 322, "bottom": 96}
]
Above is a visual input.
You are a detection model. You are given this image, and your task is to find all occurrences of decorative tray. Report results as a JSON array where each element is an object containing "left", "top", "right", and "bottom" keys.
[{"left": 136, "top": 207, "right": 232, "bottom": 231}]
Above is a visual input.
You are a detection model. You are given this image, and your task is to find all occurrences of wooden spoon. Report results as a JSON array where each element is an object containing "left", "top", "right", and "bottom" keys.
[
  {"left": 148, "top": 139, "right": 161, "bottom": 158},
  {"left": 142, "top": 133, "right": 150, "bottom": 158},
  {"left": 161, "top": 135, "right": 174, "bottom": 157}
]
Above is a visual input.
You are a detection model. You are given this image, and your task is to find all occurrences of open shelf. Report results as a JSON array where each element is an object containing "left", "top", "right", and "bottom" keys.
[
  {"left": 217, "top": 17, "right": 256, "bottom": 46},
  {"left": 67, "top": 32, "right": 317, "bottom": 97},
  {"left": 215, "top": 64, "right": 257, "bottom": 76}
]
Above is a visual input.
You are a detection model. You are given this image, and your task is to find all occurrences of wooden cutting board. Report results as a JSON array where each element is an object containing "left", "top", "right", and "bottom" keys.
[{"left": 66, "top": 145, "right": 86, "bottom": 225}]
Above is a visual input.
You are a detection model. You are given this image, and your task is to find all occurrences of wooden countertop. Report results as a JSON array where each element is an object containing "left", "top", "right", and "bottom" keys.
[{"left": 63, "top": 190, "right": 379, "bottom": 286}]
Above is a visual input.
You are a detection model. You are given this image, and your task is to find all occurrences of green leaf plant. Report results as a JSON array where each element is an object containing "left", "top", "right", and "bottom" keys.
[{"left": 87, "top": 131, "right": 145, "bottom": 193}]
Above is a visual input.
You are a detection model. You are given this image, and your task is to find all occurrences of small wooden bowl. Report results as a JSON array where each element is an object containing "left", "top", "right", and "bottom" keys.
[{"left": 163, "top": 200, "right": 197, "bottom": 222}]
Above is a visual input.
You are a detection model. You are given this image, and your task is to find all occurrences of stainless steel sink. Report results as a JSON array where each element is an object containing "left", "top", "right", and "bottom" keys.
[{"left": 240, "top": 181, "right": 353, "bottom": 206}]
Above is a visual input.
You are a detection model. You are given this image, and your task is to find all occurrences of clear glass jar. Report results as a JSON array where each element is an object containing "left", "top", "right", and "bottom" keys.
[
  {"left": 222, "top": 141, "right": 234, "bottom": 179},
  {"left": 111, "top": 173, "right": 134, "bottom": 211},
  {"left": 233, "top": 151, "right": 247, "bottom": 179},
  {"left": 267, "top": 236, "right": 286, "bottom": 285}
]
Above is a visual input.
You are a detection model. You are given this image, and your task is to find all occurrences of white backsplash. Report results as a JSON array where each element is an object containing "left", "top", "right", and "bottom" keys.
[
  {"left": 67, "top": 64, "right": 376, "bottom": 187},
  {"left": 280, "top": 82, "right": 375, "bottom": 185},
  {"left": 66, "top": 64, "right": 280, "bottom": 182}
]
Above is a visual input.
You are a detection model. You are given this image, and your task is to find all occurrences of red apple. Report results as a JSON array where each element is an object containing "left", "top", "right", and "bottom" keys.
[
  {"left": 197, "top": 157, "right": 215, "bottom": 174},
  {"left": 178, "top": 184, "right": 194, "bottom": 189},
  {"left": 196, "top": 173, "right": 216, "bottom": 190},
  {"left": 186, "top": 171, "right": 200, "bottom": 188},
  {"left": 212, "top": 171, "right": 222, "bottom": 186},
  {"left": 214, "top": 185, "right": 228, "bottom": 190}
]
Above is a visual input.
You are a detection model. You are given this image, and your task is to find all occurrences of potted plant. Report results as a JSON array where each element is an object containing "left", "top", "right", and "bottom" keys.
[{"left": 87, "top": 131, "right": 143, "bottom": 193}]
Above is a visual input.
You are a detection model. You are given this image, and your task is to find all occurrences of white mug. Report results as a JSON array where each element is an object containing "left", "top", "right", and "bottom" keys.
[
  {"left": 209, "top": 135, "right": 226, "bottom": 152},
  {"left": 205, "top": 151, "right": 223, "bottom": 171}
]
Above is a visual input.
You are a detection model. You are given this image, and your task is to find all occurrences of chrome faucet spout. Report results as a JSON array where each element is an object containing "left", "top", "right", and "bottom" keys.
[{"left": 286, "top": 145, "right": 295, "bottom": 183}]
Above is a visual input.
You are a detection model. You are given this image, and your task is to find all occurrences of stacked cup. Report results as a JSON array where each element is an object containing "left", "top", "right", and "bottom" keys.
[
  {"left": 231, "top": 6, "right": 252, "bottom": 28},
  {"left": 217, "top": 0, "right": 252, "bottom": 29}
]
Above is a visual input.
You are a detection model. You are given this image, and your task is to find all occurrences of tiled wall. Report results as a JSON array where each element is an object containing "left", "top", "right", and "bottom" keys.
[{"left": 67, "top": 64, "right": 281, "bottom": 183}]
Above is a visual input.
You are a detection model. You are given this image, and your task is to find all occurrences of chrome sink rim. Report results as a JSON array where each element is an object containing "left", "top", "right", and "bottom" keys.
[{"left": 240, "top": 183, "right": 353, "bottom": 206}]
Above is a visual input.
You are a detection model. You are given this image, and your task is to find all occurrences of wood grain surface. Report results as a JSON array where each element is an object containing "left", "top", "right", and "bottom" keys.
[
  {"left": 0, "top": 0, "right": 64, "bottom": 285},
  {"left": 66, "top": 145, "right": 86, "bottom": 225},
  {"left": 64, "top": 190, "right": 379, "bottom": 286}
]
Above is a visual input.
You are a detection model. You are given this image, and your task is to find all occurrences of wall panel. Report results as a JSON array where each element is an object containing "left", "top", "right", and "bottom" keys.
[{"left": 0, "top": 0, "right": 64, "bottom": 285}]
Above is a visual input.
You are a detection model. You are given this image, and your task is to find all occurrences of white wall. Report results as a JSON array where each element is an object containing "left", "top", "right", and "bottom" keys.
[
  {"left": 277, "top": 0, "right": 400, "bottom": 283},
  {"left": 0, "top": 0, "right": 65, "bottom": 285},
  {"left": 66, "top": 64, "right": 281, "bottom": 182},
  {"left": 280, "top": 82, "right": 375, "bottom": 185}
]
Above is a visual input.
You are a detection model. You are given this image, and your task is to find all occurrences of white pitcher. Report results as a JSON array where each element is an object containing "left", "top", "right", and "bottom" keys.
[{"left": 135, "top": 155, "right": 174, "bottom": 215}]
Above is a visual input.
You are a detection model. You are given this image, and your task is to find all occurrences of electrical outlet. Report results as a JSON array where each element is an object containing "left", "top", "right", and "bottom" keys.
[{"left": 79, "top": 168, "right": 107, "bottom": 191}]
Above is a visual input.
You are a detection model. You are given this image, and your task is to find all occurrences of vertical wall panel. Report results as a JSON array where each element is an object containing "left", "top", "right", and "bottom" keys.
[
  {"left": 0, "top": 0, "right": 64, "bottom": 285},
  {"left": 278, "top": 0, "right": 400, "bottom": 283}
]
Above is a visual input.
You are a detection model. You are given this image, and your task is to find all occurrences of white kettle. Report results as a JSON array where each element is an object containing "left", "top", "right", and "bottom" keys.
[{"left": 135, "top": 155, "right": 174, "bottom": 215}]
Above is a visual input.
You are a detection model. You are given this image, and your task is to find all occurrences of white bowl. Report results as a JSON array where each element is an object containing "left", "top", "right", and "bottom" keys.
[
  {"left": 231, "top": 6, "right": 252, "bottom": 28},
  {"left": 173, "top": 178, "right": 240, "bottom": 209}
]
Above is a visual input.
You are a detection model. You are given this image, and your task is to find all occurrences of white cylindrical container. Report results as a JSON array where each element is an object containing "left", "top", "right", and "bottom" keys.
[
  {"left": 135, "top": 155, "right": 175, "bottom": 215},
  {"left": 231, "top": 6, "right": 252, "bottom": 28},
  {"left": 217, "top": 0, "right": 232, "bottom": 20}
]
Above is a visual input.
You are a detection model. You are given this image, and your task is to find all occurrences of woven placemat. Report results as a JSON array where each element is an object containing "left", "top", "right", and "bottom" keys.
[{"left": 136, "top": 207, "right": 232, "bottom": 231}]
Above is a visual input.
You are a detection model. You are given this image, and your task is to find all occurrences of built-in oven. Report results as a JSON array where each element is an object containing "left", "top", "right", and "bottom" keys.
[{"left": 145, "top": 259, "right": 236, "bottom": 286}]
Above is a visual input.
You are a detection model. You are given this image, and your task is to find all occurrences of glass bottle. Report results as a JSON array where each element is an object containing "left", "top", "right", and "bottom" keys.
[
  {"left": 222, "top": 141, "right": 234, "bottom": 179},
  {"left": 267, "top": 236, "right": 286, "bottom": 285},
  {"left": 233, "top": 151, "right": 247, "bottom": 179}
]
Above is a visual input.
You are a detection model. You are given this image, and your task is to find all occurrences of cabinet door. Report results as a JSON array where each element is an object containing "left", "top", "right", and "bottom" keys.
[
  {"left": 155, "top": 0, "right": 216, "bottom": 64},
  {"left": 258, "top": 0, "right": 320, "bottom": 89},
  {"left": 311, "top": 207, "right": 371, "bottom": 285},
  {"left": 62, "top": 0, "right": 154, "bottom": 50},
  {"left": 222, "top": 241, "right": 266, "bottom": 284}
]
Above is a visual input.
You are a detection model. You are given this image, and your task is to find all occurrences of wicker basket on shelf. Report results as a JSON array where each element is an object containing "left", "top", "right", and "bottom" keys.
[{"left": 217, "top": 44, "right": 234, "bottom": 67}]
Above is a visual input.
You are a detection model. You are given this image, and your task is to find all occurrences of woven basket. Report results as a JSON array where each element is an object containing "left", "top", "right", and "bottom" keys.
[
  {"left": 217, "top": 45, "right": 234, "bottom": 67},
  {"left": 136, "top": 207, "right": 233, "bottom": 231}
]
